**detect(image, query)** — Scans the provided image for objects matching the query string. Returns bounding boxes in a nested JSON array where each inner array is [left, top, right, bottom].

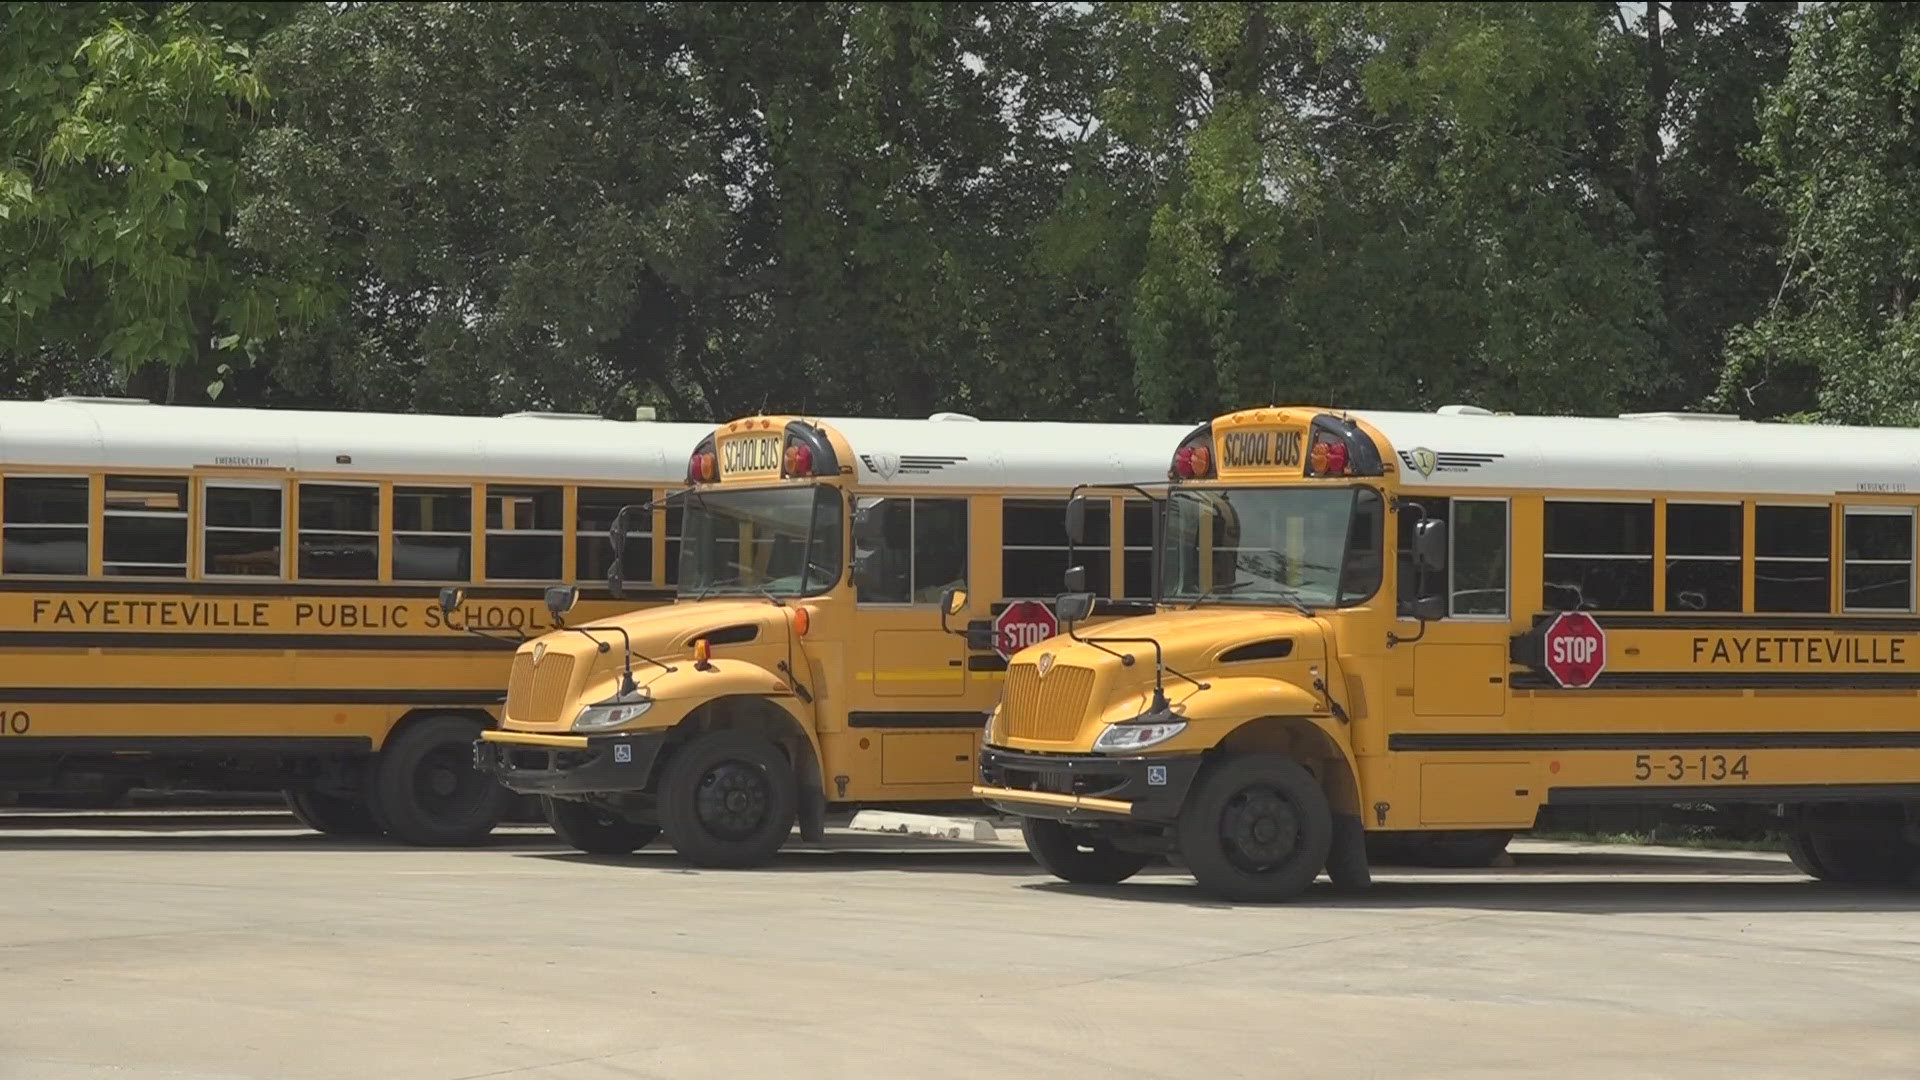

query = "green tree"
[[0, 2, 306, 401], [1719, 2, 1920, 424]]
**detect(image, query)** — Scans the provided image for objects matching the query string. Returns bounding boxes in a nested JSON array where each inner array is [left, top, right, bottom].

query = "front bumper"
[[475, 728, 667, 796], [974, 744, 1203, 823]]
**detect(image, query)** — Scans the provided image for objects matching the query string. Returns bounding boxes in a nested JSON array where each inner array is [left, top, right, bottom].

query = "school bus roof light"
[[1170, 423, 1215, 480], [783, 442, 813, 477], [1309, 437, 1349, 477], [687, 436, 718, 484]]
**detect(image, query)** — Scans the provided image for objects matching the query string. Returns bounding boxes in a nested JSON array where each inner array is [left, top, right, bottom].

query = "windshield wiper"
[[1188, 579, 1315, 616]]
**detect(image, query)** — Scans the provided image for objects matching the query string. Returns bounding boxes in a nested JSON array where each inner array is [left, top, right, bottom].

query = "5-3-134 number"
[[1634, 753, 1749, 782]]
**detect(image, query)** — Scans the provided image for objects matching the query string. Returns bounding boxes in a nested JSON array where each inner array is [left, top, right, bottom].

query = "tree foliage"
[[0, 2, 1911, 428]]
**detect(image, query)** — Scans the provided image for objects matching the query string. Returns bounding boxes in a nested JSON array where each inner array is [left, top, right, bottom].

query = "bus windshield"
[[1162, 486, 1382, 608], [677, 485, 843, 599]]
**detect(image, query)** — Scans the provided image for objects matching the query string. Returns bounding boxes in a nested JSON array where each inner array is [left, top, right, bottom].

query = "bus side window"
[[298, 483, 379, 580], [578, 488, 651, 584], [204, 483, 284, 578], [1449, 499, 1509, 617], [104, 475, 189, 578], [2, 475, 90, 576], [1339, 488, 1384, 604], [485, 485, 562, 580], [393, 486, 472, 581], [1003, 498, 1109, 599], [853, 497, 967, 605]]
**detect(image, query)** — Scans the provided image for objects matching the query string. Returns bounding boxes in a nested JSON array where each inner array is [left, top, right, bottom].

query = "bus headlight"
[[1092, 720, 1186, 753], [573, 696, 653, 732]]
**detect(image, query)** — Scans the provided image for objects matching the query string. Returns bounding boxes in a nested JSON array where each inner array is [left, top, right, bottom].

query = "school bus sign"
[[1543, 611, 1607, 688]]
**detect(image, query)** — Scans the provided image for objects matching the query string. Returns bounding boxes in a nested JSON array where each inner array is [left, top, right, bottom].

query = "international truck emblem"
[[530, 641, 548, 667], [1035, 652, 1055, 678], [1409, 447, 1437, 477]]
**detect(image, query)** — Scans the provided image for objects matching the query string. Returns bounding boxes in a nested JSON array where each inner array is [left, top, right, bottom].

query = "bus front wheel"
[[544, 796, 660, 855], [1807, 819, 1919, 885], [369, 715, 512, 847], [284, 788, 380, 838], [1021, 818, 1153, 885], [658, 730, 797, 868], [1176, 753, 1332, 902]]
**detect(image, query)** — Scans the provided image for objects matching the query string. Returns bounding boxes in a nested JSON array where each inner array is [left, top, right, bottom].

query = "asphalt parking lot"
[[4, 811, 1919, 1080]]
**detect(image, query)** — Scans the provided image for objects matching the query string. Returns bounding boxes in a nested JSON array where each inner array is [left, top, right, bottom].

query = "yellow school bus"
[[0, 396, 708, 843], [474, 414, 1188, 865], [976, 405, 1920, 899]]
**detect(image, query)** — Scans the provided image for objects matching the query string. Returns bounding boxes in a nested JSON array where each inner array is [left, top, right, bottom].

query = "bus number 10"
[[0, 710, 29, 735]]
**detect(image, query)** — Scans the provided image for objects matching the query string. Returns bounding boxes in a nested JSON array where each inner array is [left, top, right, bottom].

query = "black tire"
[[544, 796, 660, 855], [284, 788, 381, 838], [658, 730, 797, 868], [1809, 821, 1919, 885], [1021, 818, 1153, 885], [1176, 754, 1332, 902], [368, 715, 512, 847], [1784, 831, 1833, 881]]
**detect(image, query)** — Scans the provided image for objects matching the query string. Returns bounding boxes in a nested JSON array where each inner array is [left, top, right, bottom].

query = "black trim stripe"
[[2, 687, 504, 706], [0, 579, 673, 601], [0, 736, 372, 754], [1390, 731, 1920, 752], [1511, 672, 1920, 691], [847, 711, 987, 729], [1549, 784, 1920, 805], [967, 654, 1009, 672], [0, 631, 515, 652], [1566, 613, 1920, 632]]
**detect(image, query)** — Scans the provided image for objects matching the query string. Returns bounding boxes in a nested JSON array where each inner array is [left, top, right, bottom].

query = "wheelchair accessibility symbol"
[[1146, 765, 1167, 787], [614, 744, 633, 764]]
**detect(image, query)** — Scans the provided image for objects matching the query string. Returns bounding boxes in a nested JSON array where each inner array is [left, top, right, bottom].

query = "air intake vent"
[[1219, 638, 1294, 663], [696, 624, 759, 646]]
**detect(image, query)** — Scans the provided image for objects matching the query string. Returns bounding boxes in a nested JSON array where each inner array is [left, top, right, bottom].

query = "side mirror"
[[1062, 565, 1088, 593], [938, 586, 969, 634], [608, 507, 629, 556], [1063, 496, 1089, 546], [1413, 594, 1445, 622], [1054, 591, 1096, 624], [544, 585, 579, 625], [1414, 517, 1447, 573], [438, 586, 465, 616], [852, 503, 884, 545]]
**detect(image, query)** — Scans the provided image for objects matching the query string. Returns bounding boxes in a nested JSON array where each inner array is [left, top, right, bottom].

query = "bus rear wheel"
[[1021, 818, 1153, 885], [1808, 819, 1919, 885], [284, 788, 380, 838], [369, 715, 512, 847], [544, 796, 660, 855], [1176, 754, 1331, 902], [658, 730, 796, 869]]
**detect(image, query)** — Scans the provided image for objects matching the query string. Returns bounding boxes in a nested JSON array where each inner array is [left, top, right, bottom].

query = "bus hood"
[[1047, 607, 1328, 673], [501, 599, 793, 731]]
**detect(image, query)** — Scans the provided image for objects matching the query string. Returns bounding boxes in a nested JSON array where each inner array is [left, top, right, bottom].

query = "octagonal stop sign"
[[994, 600, 1059, 660], [1542, 611, 1607, 689]]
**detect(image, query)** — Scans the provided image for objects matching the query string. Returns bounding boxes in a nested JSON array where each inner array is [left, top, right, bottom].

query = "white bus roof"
[[802, 416, 1194, 491], [0, 398, 712, 483], [1352, 409, 1920, 496]]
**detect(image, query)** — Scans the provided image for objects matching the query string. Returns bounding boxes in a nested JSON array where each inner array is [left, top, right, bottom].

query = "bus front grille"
[[505, 653, 578, 725], [1003, 663, 1096, 743]]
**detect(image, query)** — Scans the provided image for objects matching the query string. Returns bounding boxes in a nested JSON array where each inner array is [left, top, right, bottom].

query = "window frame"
[[390, 484, 475, 584], [1753, 501, 1834, 614], [1542, 497, 1657, 613], [101, 473, 191, 579], [295, 479, 381, 582], [852, 494, 970, 608], [1, 473, 94, 578], [1001, 496, 1111, 601], [1445, 496, 1509, 620], [1662, 499, 1744, 614], [575, 486, 654, 586], [483, 483, 566, 583], [200, 479, 286, 580], [1842, 504, 1916, 614]]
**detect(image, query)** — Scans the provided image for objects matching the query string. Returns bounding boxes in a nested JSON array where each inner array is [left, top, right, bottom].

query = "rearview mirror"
[[608, 507, 629, 556], [1062, 565, 1088, 593], [438, 587, 465, 616], [1413, 594, 1445, 622], [1054, 591, 1096, 624], [1414, 517, 1447, 573], [1064, 496, 1089, 546], [606, 560, 625, 601], [938, 586, 968, 635], [544, 585, 579, 625]]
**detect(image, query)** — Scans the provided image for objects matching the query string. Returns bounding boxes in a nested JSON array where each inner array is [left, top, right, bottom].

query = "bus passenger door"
[[840, 495, 981, 795], [1389, 497, 1522, 827]]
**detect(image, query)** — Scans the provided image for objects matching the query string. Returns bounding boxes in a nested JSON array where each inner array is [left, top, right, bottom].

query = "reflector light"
[[793, 607, 811, 636]]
